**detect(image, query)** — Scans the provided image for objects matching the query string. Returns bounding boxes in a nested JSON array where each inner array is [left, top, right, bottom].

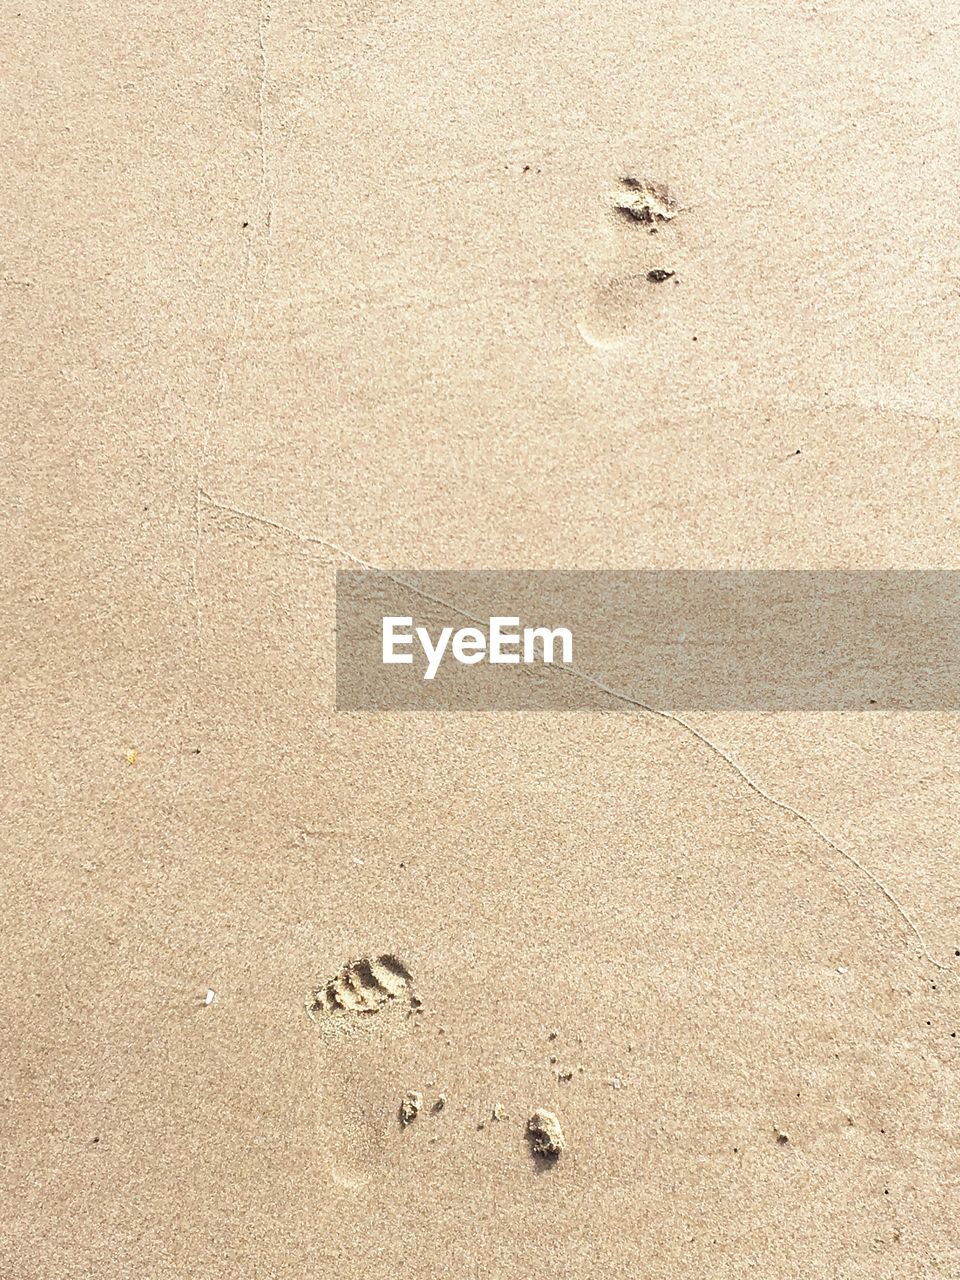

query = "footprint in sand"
[[578, 177, 683, 350], [309, 953, 417, 1017]]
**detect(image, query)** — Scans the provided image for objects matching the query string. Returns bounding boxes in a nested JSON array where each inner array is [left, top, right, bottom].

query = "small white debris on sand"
[[491, 1103, 505, 1122], [400, 1091, 423, 1126], [204, 989, 216, 1006], [609, 1076, 623, 1090], [527, 1108, 565, 1159]]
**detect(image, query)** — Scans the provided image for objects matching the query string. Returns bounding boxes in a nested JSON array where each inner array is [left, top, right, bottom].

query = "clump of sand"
[[526, 1109, 565, 1159], [399, 1091, 423, 1126]]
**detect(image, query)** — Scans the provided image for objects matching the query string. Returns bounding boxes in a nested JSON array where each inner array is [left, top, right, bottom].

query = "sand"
[[2, 1, 959, 1276]]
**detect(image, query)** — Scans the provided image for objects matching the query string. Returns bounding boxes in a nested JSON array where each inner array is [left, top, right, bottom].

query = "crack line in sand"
[[198, 489, 952, 973], [192, 0, 273, 684]]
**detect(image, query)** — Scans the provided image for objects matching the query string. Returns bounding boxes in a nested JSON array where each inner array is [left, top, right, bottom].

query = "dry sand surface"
[[2, 1, 960, 1276]]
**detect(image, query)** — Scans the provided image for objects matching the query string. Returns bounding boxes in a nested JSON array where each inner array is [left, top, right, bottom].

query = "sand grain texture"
[[2, 1, 959, 1277]]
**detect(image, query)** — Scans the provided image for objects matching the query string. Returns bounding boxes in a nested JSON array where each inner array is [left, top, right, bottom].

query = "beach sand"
[[2, 1, 959, 1275]]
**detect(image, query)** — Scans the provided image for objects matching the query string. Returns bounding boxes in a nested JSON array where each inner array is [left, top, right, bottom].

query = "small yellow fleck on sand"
[[126, 750, 138, 766]]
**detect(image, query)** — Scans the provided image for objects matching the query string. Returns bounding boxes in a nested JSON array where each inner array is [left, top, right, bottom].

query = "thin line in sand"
[[198, 489, 952, 973], [192, 0, 273, 679]]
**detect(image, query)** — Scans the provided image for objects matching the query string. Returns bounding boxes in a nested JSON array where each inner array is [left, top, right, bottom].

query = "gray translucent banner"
[[335, 571, 960, 710]]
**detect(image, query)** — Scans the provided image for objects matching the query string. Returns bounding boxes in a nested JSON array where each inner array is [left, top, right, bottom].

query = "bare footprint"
[[612, 176, 680, 227], [309, 953, 416, 1017], [578, 177, 683, 349]]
